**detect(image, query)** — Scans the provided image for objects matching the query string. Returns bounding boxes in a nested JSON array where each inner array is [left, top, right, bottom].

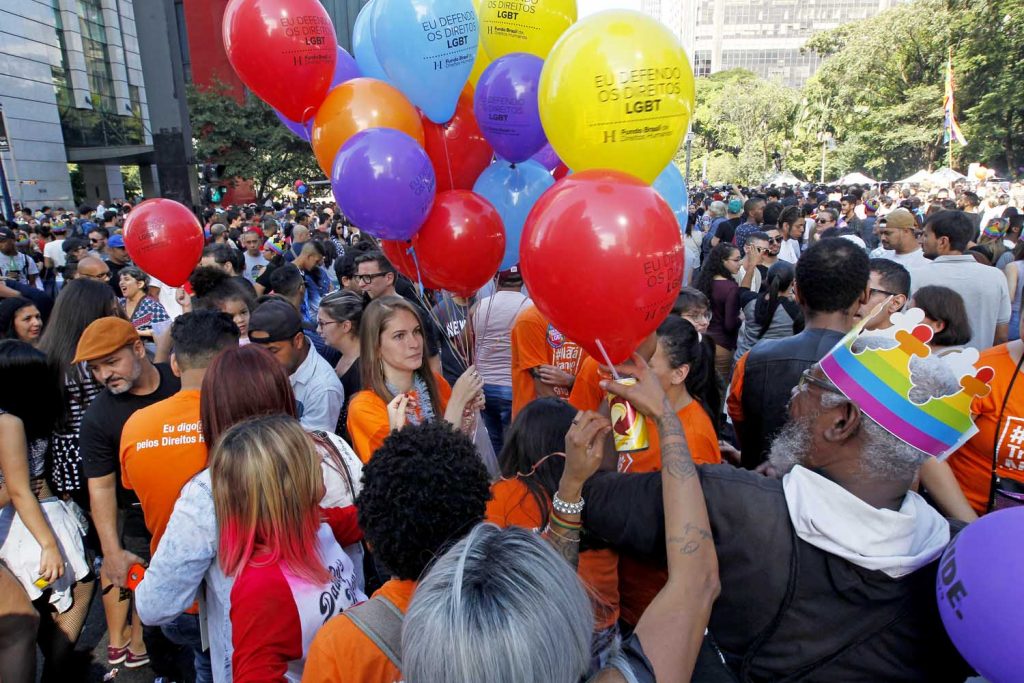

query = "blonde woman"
[[347, 295, 484, 463], [211, 415, 366, 682]]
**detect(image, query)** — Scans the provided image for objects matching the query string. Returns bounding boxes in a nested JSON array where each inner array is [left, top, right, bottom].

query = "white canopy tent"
[[930, 167, 967, 184], [897, 170, 932, 184], [834, 172, 877, 185], [764, 171, 803, 186]]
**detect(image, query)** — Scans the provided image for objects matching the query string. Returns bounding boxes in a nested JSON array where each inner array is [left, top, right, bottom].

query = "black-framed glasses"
[[869, 287, 898, 298], [767, 236, 784, 244], [797, 369, 843, 395], [816, 218, 833, 224], [316, 319, 340, 331], [356, 272, 389, 284]]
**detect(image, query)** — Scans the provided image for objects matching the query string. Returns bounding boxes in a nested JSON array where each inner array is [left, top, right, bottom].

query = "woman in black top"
[[317, 289, 364, 440]]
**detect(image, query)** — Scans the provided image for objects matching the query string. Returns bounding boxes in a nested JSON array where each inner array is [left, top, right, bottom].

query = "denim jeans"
[[481, 384, 513, 455], [161, 612, 213, 683]]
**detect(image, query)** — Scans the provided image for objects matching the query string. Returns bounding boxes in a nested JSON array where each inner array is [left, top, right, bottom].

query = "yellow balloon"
[[468, 38, 491, 88], [479, 0, 576, 60], [538, 10, 694, 184]]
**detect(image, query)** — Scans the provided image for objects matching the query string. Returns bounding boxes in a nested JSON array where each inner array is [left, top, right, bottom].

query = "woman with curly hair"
[[695, 242, 743, 380]]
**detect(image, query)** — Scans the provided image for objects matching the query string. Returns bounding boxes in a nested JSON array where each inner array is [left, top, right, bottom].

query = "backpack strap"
[[344, 596, 404, 670]]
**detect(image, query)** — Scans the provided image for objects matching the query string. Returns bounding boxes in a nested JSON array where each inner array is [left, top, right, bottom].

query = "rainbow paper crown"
[[819, 308, 994, 459]]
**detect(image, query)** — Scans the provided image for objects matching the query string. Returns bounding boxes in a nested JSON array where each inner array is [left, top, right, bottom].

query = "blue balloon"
[[652, 163, 688, 230], [352, 2, 389, 82], [371, 0, 477, 123], [473, 160, 554, 270], [274, 109, 313, 142]]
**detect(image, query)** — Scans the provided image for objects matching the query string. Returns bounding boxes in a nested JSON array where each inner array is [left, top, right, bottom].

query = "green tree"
[[952, 0, 1024, 174], [688, 69, 800, 184], [187, 83, 322, 203], [799, 0, 953, 181]]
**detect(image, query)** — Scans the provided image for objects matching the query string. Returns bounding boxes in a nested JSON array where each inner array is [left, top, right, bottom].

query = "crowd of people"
[[0, 178, 1020, 682]]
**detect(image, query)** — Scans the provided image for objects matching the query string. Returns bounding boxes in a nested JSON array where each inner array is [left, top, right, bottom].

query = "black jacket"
[[582, 465, 973, 682], [737, 328, 845, 469]]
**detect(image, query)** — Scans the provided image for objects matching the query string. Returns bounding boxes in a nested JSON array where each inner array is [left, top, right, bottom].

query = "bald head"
[[76, 256, 111, 283]]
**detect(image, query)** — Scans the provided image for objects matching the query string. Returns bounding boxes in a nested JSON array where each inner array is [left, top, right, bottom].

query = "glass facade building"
[[680, 0, 902, 87], [1, 0, 154, 209]]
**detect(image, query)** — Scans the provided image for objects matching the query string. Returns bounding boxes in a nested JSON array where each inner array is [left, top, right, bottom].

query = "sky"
[[578, 0, 642, 18]]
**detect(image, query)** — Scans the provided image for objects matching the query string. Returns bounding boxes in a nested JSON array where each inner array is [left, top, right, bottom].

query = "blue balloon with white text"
[[473, 160, 554, 270], [371, 0, 478, 123]]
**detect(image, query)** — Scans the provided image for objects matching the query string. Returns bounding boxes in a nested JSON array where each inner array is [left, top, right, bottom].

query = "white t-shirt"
[[875, 248, 932, 270], [43, 240, 66, 268]]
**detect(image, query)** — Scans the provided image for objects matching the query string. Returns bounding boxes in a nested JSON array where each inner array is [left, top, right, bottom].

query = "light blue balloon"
[[352, 2, 389, 82], [473, 160, 555, 270], [371, 0, 477, 123], [653, 163, 689, 231]]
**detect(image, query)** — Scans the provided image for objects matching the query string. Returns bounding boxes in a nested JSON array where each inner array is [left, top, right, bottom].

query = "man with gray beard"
[[580, 360, 973, 682]]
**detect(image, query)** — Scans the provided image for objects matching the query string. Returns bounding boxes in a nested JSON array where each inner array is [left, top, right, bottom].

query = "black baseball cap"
[[248, 299, 303, 343], [0, 227, 14, 241]]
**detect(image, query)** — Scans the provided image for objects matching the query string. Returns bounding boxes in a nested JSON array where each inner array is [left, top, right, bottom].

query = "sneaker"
[[107, 643, 128, 666], [125, 648, 150, 669]]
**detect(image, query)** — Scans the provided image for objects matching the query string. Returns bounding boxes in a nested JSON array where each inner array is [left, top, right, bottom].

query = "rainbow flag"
[[943, 55, 968, 146]]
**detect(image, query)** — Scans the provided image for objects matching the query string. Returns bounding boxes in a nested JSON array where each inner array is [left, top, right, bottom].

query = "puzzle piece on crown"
[[895, 325, 933, 359], [961, 366, 995, 400]]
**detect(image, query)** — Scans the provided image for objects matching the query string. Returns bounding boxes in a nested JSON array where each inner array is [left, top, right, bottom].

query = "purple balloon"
[[531, 142, 561, 172], [331, 128, 436, 240], [275, 109, 313, 141], [936, 507, 1024, 682], [331, 45, 361, 88], [473, 53, 546, 163]]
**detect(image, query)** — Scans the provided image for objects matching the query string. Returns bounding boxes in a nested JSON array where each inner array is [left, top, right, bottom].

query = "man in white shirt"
[[873, 208, 931, 269], [911, 210, 1011, 350], [248, 299, 344, 432]]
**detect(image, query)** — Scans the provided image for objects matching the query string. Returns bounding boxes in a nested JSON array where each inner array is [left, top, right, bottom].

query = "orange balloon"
[[310, 77, 425, 175]]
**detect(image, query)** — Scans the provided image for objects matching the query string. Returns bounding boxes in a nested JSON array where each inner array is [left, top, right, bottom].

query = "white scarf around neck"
[[782, 465, 949, 578]]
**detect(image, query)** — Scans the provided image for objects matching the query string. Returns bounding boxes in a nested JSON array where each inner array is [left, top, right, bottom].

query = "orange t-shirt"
[[486, 478, 620, 629], [617, 399, 721, 625], [302, 578, 416, 683], [618, 399, 722, 473], [568, 356, 606, 412], [948, 344, 1024, 515], [346, 375, 452, 463], [120, 390, 207, 556], [510, 305, 586, 417], [726, 350, 748, 426]]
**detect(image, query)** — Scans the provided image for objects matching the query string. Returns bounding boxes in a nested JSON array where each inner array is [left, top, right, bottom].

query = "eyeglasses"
[[767, 236, 784, 244], [869, 287, 898, 298], [89, 238, 102, 243], [683, 310, 713, 323], [753, 246, 768, 254], [356, 272, 389, 284], [82, 271, 111, 281], [797, 369, 843, 395], [316, 319, 339, 330], [816, 218, 834, 224]]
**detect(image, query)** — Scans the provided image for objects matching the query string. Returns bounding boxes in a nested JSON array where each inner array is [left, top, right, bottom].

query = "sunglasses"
[[816, 218, 833, 224], [767, 237, 784, 244]]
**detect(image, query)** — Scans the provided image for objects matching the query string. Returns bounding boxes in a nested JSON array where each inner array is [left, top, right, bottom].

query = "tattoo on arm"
[[668, 523, 714, 555], [658, 400, 697, 482], [543, 525, 581, 570]]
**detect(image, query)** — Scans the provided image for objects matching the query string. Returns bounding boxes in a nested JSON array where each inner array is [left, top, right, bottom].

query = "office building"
[[689, 0, 902, 87], [0, 0, 196, 215], [641, 0, 696, 62]]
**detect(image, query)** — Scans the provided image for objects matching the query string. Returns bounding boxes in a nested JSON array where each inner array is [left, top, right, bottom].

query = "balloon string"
[[595, 339, 621, 380], [441, 129, 456, 189], [497, 452, 565, 482]]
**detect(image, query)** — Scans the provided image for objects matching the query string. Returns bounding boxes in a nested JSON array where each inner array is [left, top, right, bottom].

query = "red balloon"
[[552, 162, 570, 180], [520, 170, 684, 364], [421, 88, 494, 192], [122, 199, 205, 287], [413, 191, 505, 297], [223, 0, 337, 122], [380, 240, 444, 291]]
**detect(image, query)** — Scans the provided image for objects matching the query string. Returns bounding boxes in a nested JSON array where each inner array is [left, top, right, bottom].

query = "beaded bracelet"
[[552, 492, 585, 515]]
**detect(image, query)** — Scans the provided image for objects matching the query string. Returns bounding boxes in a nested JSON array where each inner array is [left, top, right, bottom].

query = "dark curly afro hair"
[[357, 420, 491, 581]]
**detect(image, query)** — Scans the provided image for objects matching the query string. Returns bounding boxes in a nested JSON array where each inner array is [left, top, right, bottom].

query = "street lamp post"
[[817, 131, 833, 184]]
